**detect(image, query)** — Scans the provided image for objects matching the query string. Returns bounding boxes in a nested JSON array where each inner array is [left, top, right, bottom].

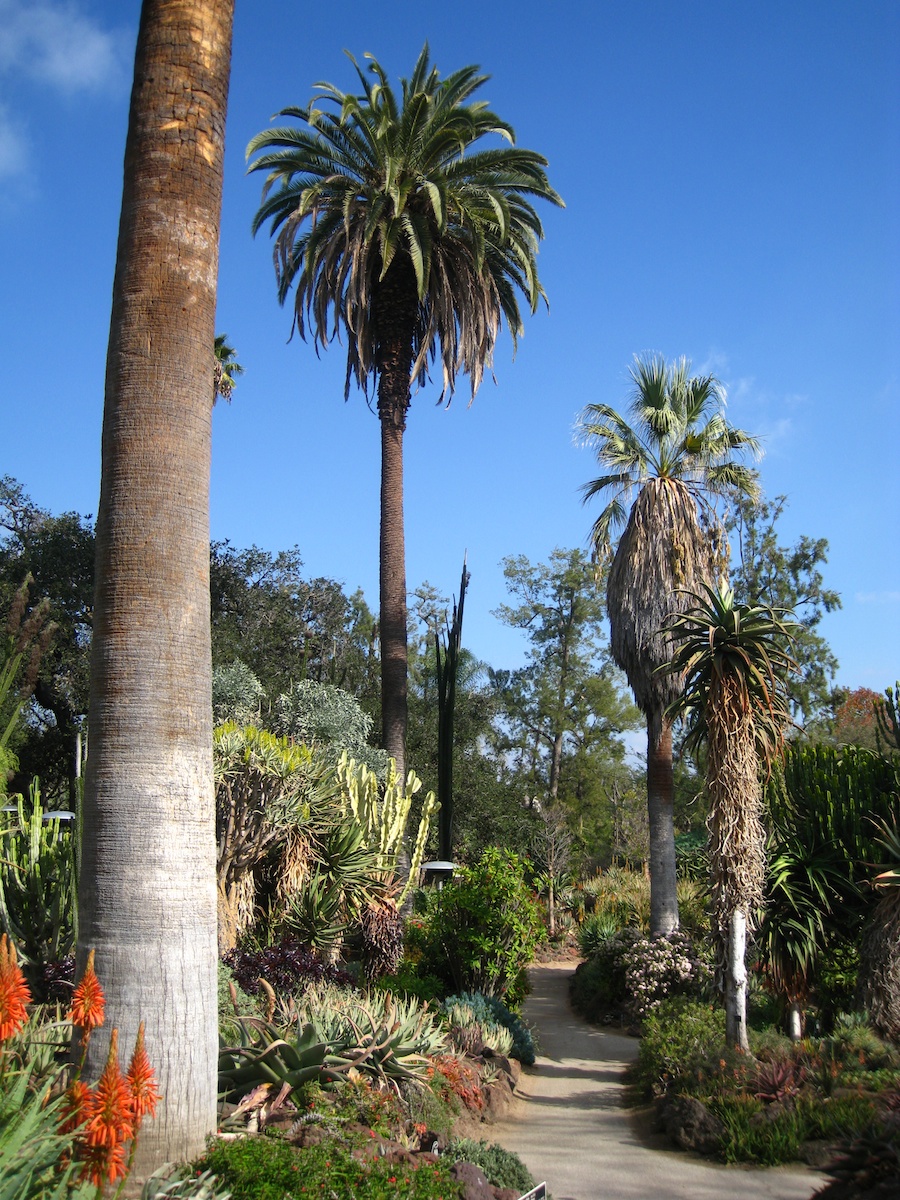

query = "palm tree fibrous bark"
[[79, 0, 234, 1172]]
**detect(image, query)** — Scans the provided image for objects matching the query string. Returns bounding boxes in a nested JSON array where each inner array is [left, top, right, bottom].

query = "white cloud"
[[0, 0, 125, 92], [855, 591, 900, 605]]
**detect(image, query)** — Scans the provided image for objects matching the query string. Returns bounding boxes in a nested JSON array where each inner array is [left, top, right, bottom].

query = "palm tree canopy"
[[662, 581, 798, 761], [246, 44, 563, 402], [579, 354, 761, 554], [214, 333, 244, 404]]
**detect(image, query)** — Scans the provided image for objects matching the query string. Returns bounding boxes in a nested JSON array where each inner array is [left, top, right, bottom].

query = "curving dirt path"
[[490, 962, 826, 1200]]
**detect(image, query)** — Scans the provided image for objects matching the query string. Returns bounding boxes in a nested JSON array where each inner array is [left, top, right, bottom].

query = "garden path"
[[490, 961, 825, 1200]]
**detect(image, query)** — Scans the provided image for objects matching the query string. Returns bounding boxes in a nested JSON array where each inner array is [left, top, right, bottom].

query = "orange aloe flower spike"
[[85, 1029, 133, 1152], [58, 1078, 94, 1138], [0, 933, 31, 1042], [69, 949, 105, 1030], [126, 1021, 159, 1124]]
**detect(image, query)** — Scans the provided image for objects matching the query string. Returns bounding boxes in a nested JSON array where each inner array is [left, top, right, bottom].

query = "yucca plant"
[[664, 582, 797, 1050]]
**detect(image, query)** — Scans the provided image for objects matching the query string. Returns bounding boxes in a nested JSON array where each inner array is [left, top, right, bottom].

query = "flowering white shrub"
[[621, 932, 711, 1020]]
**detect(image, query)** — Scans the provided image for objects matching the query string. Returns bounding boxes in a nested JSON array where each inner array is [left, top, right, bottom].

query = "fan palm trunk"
[[647, 714, 679, 935], [77, 0, 233, 1172]]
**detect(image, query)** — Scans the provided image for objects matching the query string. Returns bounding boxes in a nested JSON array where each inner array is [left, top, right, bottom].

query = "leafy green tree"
[[665, 583, 796, 1050], [210, 541, 378, 707], [0, 479, 94, 801], [273, 679, 389, 776], [493, 549, 639, 812], [727, 492, 840, 726], [246, 46, 563, 782], [580, 354, 760, 936]]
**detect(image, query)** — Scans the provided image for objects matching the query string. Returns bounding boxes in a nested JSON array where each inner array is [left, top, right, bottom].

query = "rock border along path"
[[490, 962, 825, 1200]]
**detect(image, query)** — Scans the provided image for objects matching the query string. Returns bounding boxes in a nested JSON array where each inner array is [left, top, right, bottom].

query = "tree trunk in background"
[[78, 0, 233, 1174], [647, 712, 679, 936]]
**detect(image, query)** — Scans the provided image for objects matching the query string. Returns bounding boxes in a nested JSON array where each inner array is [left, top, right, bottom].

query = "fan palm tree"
[[664, 583, 796, 1050], [214, 333, 244, 403], [78, 0, 234, 1171], [579, 354, 760, 935], [246, 46, 562, 780]]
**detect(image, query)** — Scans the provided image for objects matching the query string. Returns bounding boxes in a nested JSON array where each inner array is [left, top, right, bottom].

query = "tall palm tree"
[[214, 333, 244, 404], [579, 354, 760, 936], [246, 47, 562, 781], [664, 583, 796, 1050], [78, 0, 233, 1172]]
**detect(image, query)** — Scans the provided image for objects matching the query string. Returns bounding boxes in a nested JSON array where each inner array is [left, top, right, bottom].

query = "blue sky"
[[2, 0, 898, 695]]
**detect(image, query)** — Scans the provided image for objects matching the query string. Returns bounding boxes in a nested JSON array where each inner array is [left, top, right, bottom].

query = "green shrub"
[[195, 1133, 464, 1200], [579, 868, 649, 931], [570, 928, 641, 1023], [446, 1138, 534, 1192], [374, 958, 445, 1005], [408, 848, 543, 1003], [633, 997, 726, 1098]]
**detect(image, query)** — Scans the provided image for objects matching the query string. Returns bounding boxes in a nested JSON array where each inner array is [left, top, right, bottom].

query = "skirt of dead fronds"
[[856, 888, 900, 1043], [706, 700, 766, 968], [360, 897, 404, 982]]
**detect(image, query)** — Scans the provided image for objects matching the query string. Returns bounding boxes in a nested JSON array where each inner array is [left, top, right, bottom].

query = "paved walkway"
[[490, 962, 825, 1200]]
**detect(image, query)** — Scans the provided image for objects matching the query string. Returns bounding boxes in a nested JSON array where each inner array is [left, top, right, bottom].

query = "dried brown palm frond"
[[608, 477, 718, 728], [360, 894, 404, 982], [857, 889, 900, 1042], [707, 674, 767, 943], [275, 828, 316, 905]]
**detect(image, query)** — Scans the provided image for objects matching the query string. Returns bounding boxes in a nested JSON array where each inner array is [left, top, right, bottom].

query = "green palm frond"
[[214, 333, 244, 404], [247, 45, 563, 403], [579, 354, 761, 557]]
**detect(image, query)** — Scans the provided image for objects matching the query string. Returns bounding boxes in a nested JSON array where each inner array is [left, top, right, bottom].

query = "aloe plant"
[[0, 1067, 93, 1200], [223, 983, 449, 1100], [218, 1017, 328, 1100]]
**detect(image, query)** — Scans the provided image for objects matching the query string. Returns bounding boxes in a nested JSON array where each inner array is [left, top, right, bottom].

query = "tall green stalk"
[[435, 558, 469, 862]]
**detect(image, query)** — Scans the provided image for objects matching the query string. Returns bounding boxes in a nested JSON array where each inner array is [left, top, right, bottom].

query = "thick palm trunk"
[[375, 263, 417, 785], [78, 0, 233, 1174], [379, 412, 408, 782], [647, 712, 679, 936]]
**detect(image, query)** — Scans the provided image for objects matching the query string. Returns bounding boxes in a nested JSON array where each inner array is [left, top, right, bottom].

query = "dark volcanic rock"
[[655, 1094, 725, 1155]]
